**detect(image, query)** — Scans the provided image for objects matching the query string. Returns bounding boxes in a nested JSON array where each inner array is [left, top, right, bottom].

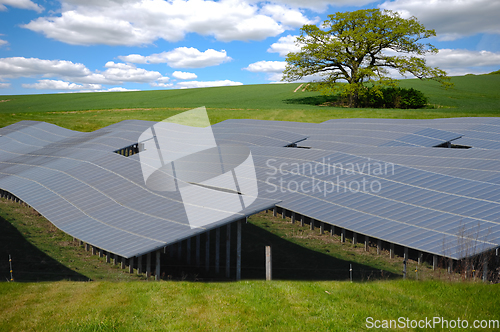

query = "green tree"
[[282, 9, 452, 108]]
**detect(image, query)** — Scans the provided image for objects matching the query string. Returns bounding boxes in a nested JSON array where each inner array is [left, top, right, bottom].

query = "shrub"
[[358, 87, 428, 109]]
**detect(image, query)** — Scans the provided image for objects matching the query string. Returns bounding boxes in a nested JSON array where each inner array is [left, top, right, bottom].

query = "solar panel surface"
[[1, 117, 499, 260]]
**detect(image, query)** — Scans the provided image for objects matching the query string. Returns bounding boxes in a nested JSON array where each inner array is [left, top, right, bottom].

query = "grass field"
[[1, 280, 499, 331], [1, 74, 499, 132], [1, 74, 500, 331]]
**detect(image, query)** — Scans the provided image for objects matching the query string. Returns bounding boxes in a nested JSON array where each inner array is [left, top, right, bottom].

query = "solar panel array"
[[1, 117, 499, 260], [214, 117, 500, 259], [0, 121, 281, 258]]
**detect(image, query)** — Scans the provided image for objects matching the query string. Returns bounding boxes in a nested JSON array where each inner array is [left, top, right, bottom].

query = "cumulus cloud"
[[380, 0, 500, 41], [0, 38, 7, 47], [426, 49, 500, 68], [163, 48, 231, 68], [0, 82, 10, 88], [370, 48, 500, 77], [21, 0, 317, 45], [243, 59, 331, 82], [243, 60, 287, 73], [151, 82, 173, 88], [102, 61, 165, 83], [176, 80, 243, 89], [249, 0, 374, 12], [424, 49, 500, 75], [172, 71, 197, 80], [260, 4, 316, 28], [119, 48, 231, 68], [67, 86, 141, 93], [0, 56, 171, 91], [243, 60, 288, 81], [0, 57, 92, 79], [267, 35, 301, 57], [22, 79, 102, 90], [101, 87, 139, 92], [0, 0, 44, 12]]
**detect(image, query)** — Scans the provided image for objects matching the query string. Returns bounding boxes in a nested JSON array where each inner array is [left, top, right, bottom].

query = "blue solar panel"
[[1, 117, 500, 260]]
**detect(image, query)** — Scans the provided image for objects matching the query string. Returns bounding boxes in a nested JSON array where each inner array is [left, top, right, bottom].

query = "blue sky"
[[1, 0, 499, 95]]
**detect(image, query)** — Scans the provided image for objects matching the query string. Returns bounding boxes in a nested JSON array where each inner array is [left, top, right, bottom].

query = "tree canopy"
[[282, 9, 451, 108]]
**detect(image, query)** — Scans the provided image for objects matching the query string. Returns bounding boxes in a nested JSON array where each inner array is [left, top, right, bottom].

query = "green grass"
[[1, 74, 499, 131], [1, 280, 499, 331]]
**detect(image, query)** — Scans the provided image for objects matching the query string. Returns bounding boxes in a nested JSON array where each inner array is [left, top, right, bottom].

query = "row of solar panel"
[[1, 117, 499, 260]]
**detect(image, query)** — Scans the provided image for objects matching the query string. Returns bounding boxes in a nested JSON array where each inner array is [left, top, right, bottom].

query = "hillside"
[[1, 74, 499, 132]]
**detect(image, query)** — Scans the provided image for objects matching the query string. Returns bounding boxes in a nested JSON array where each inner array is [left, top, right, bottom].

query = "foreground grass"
[[1, 280, 499, 331]]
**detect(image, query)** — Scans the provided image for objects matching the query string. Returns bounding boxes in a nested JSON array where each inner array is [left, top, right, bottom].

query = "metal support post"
[[155, 250, 160, 281], [215, 227, 220, 274], [236, 219, 242, 281], [226, 223, 231, 278], [266, 246, 272, 281], [205, 231, 210, 272]]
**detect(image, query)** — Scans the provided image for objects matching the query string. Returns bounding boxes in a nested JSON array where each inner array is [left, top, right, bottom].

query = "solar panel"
[[1, 117, 500, 260]]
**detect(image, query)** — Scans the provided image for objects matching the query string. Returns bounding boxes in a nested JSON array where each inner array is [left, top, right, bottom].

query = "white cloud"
[[423, 49, 500, 76], [260, 4, 315, 28], [156, 76, 170, 83], [119, 48, 231, 68], [0, 0, 44, 12], [380, 0, 500, 41], [0, 82, 10, 88], [0, 57, 91, 79], [22, 79, 102, 90], [102, 61, 165, 83], [244, 58, 329, 82], [249, 0, 374, 12], [150, 82, 173, 88], [68, 86, 141, 93], [117, 54, 149, 64], [0, 39, 7, 47], [163, 48, 231, 68], [102, 87, 139, 92], [176, 80, 243, 89], [366, 48, 500, 77], [267, 35, 301, 57], [21, 0, 311, 46], [427, 49, 500, 68], [172, 71, 197, 80], [0, 57, 171, 88], [243, 60, 287, 73], [243, 60, 288, 81]]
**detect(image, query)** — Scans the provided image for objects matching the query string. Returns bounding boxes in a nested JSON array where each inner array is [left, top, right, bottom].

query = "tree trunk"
[[349, 91, 359, 108]]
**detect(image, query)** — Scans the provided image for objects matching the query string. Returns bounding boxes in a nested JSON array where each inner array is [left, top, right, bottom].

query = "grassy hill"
[[1, 74, 500, 331], [1, 74, 499, 132]]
